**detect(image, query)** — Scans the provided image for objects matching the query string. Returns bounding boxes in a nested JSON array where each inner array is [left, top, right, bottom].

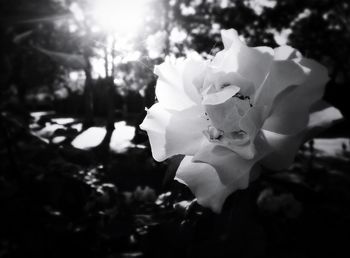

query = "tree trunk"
[[106, 76, 115, 132], [83, 57, 94, 129]]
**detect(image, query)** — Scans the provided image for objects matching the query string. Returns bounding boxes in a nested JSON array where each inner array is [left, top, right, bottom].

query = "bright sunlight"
[[91, 0, 150, 35]]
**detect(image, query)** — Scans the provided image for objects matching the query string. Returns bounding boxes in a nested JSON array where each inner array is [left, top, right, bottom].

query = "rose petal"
[[274, 45, 302, 61], [239, 105, 269, 141], [202, 85, 240, 105], [308, 101, 343, 129], [192, 143, 253, 183], [175, 156, 249, 213], [154, 55, 206, 110], [202, 128, 255, 159], [261, 129, 304, 170], [203, 105, 268, 159], [193, 133, 270, 184], [205, 97, 243, 132], [212, 29, 274, 89], [304, 101, 343, 140], [202, 71, 255, 97], [182, 53, 208, 104], [254, 59, 310, 111], [221, 28, 242, 49], [140, 103, 208, 161], [262, 103, 343, 170], [262, 58, 329, 135]]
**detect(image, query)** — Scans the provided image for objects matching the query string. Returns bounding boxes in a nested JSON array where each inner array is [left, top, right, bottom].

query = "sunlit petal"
[[239, 105, 268, 141], [261, 130, 303, 170], [175, 156, 248, 213], [140, 103, 208, 161], [193, 133, 270, 184], [263, 58, 329, 135], [273, 45, 302, 60], [221, 28, 242, 49], [202, 85, 240, 105], [254, 59, 310, 111], [212, 29, 274, 89], [304, 101, 343, 141], [262, 104, 343, 170], [155, 55, 206, 110], [307, 101, 343, 130]]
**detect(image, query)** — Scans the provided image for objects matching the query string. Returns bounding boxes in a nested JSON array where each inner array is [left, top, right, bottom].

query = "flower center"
[[207, 125, 224, 140], [203, 91, 253, 144], [234, 92, 253, 107], [229, 129, 249, 143]]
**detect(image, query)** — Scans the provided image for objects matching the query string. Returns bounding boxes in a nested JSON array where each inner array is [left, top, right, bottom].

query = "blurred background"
[[0, 0, 350, 257]]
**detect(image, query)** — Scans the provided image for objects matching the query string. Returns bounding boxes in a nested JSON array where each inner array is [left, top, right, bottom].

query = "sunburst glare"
[[91, 0, 151, 35]]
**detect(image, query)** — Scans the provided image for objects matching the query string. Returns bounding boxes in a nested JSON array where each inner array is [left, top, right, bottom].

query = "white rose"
[[140, 29, 342, 213]]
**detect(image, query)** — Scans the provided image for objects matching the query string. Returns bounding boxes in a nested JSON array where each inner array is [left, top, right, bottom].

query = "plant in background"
[[140, 28, 342, 213]]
